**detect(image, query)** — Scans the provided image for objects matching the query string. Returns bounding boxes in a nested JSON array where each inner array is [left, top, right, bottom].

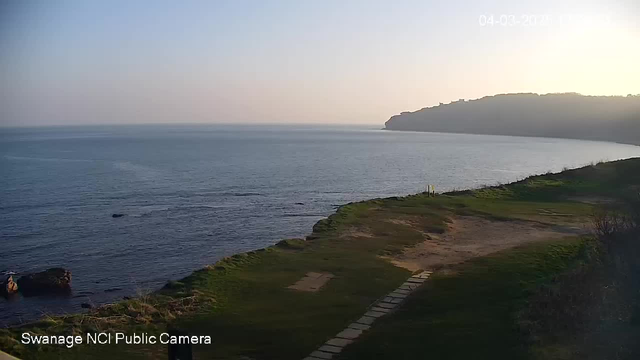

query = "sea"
[[1, 124, 639, 326]]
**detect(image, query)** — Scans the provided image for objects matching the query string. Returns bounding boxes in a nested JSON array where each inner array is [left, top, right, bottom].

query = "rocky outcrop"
[[1, 276, 18, 297], [17, 268, 72, 296]]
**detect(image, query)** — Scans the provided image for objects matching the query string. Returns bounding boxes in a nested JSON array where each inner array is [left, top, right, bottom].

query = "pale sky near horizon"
[[1, 0, 639, 126]]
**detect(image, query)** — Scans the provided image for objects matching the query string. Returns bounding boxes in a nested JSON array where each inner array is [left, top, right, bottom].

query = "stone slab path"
[[289, 272, 335, 292], [303, 270, 432, 360]]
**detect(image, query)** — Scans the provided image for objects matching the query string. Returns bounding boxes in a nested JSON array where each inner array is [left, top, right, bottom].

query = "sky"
[[0, 0, 639, 126]]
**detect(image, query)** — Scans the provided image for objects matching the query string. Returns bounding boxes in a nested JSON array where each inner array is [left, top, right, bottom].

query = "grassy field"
[[340, 237, 594, 360], [2, 158, 639, 359]]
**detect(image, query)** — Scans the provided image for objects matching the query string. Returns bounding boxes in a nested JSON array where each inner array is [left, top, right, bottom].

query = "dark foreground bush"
[[521, 195, 640, 360]]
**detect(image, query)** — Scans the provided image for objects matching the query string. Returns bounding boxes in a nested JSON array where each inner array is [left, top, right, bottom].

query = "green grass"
[[2, 158, 639, 359], [340, 237, 592, 360]]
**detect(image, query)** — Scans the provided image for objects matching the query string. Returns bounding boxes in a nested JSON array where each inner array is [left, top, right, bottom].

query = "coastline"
[[2, 157, 639, 359], [5, 126, 640, 329], [382, 93, 640, 147], [382, 127, 640, 147]]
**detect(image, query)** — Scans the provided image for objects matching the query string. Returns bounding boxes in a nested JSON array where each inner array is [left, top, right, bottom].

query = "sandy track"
[[389, 215, 588, 272]]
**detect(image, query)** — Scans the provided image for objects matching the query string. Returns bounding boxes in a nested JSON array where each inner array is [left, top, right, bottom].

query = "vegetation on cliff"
[[385, 93, 640, 145]]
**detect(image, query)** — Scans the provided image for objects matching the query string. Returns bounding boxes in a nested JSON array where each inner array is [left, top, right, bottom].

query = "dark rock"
[[112, 213, 125, 218], [81, 303, 93, 309], [1, 275, 19, 297], [295, 202, 304, 205], [18, 268, 71, 296], [233, 192, 260, 197]]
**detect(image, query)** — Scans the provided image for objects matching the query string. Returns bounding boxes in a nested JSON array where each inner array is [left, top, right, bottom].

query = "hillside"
[[384, 93, 640, 145]]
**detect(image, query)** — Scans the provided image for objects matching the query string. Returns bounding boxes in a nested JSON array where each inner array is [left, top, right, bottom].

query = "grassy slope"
[[340, 237, 593, 360], [2, 158, 639, 359], [342, 159, 640, 360]]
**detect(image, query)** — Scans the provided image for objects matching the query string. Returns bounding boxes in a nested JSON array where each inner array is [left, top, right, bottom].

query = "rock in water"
[[1, 275, 18, 297], [18, 268, 72, 296], [112, 213, 125, 218]]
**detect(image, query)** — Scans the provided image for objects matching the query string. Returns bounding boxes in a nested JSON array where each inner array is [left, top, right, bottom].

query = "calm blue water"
[[1, 124, 639, 326]]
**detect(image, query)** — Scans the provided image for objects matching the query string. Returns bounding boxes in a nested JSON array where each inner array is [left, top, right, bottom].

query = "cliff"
[[384, 93, 640, 145]]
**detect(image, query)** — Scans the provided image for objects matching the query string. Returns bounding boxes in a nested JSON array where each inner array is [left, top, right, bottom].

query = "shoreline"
[[382, 127, 640, 147], [0, 158, 630, 326], [2, 157, 639, 359]]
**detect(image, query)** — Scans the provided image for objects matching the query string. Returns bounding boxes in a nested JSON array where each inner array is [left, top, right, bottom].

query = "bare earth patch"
[[389, 216, 587, 272], [287, 272, 335, 292]]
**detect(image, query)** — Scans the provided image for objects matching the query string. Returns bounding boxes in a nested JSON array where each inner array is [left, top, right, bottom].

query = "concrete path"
[[289, 272, 335, 292], [303, 270, 432, 360]]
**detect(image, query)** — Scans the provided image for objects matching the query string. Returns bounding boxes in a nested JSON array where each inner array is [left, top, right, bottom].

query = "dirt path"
[[389, 215, 588, 272]]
